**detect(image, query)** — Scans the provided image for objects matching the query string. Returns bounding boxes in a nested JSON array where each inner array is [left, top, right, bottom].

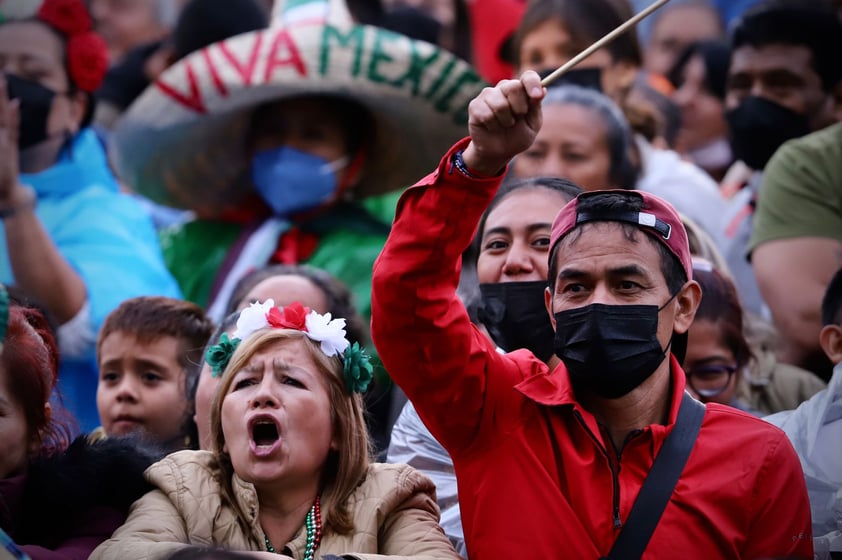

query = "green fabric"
[[750, 122, 842, 254], [160, 220, 242, 307], [158, 190, 402, 315]]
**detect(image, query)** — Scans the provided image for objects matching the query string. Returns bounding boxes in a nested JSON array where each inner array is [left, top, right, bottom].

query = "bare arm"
[[0, 76, 86, 324], [752, 237, 842, 369]]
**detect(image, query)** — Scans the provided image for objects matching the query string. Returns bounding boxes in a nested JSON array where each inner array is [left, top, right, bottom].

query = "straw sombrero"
[[110, 0, 486, 216]]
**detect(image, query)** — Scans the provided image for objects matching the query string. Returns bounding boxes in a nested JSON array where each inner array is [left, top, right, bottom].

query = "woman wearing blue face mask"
[[0, 0, 181, 432], [114, 0, 485, 327], [247, 96, 368, 220], [159, 91, 397, 326]]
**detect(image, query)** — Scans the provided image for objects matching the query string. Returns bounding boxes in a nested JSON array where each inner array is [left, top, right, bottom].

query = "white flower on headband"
[[234, 299, 276, 340], [305, 311, 349, 357], [230, 300, 349, 358], [206, 300, 374, 393]]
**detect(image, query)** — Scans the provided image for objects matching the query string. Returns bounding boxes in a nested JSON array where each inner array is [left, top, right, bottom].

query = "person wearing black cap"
[[371, 70, 813, 559]]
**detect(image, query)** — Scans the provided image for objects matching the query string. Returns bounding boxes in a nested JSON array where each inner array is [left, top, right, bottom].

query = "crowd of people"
[[0, 0, 840, 558]]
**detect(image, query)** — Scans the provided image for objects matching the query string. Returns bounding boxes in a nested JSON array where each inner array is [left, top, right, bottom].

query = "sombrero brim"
[[111, 20, 486, 214]]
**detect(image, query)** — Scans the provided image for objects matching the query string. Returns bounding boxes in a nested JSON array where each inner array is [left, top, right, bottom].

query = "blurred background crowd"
[[0, 0, 841, 557]]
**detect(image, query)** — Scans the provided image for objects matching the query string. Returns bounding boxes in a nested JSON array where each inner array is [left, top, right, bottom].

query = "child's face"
[[96, 332, 188, 444]]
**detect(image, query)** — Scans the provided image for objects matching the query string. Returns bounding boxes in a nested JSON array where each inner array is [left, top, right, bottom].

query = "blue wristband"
[[450, 150, 478, 179]]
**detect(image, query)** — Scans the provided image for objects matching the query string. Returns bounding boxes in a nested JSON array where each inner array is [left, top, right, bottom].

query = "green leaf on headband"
[[343, 342, 373, 394], [205, 333, 240, 378]]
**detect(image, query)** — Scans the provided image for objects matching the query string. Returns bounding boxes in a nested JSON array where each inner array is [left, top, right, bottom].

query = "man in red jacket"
[[371, 70, 813, 559]]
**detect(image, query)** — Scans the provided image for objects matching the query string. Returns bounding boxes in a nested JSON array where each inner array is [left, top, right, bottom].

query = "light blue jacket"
[[0, 129, 181, 431]]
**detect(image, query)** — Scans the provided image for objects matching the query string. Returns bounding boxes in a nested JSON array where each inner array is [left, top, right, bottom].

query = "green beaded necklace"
[[264, 496, 322, 560]]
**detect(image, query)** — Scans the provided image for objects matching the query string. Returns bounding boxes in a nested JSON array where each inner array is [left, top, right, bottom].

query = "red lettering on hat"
[[203, 48, 228, 97], [219, 32, 265, 86], [264, 29, 307, 82], [156, 60, 207, 114]]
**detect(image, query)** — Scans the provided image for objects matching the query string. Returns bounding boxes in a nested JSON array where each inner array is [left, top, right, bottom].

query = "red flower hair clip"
[[37, 0, 109, 93], [267, 302, 310, 331]]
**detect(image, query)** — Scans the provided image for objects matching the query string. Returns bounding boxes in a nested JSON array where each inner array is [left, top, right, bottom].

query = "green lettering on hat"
[[367, 28, 400, 85], [366, 28, 443, 95], [423, 57, 456, 102], [435, 69, 483, 122], [391, 39, 441, 96], [320, 25, 365, 78]]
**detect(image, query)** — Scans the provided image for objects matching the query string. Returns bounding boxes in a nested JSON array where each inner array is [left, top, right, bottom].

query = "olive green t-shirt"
[[749, 122, 842, 256]]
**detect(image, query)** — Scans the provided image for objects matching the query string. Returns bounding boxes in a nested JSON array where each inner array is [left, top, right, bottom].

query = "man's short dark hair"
[[547, 192, 687, 294], [821, 266, 842, 326], [730, 0, 842, 91]]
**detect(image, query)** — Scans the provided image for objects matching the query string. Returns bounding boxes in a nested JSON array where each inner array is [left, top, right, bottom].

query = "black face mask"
[[478, 281, 555, 362], [726, 96, 810, 171], [553, 298, 674, 399], [539, 67, 604, 93], [5, 74, 56, 151]]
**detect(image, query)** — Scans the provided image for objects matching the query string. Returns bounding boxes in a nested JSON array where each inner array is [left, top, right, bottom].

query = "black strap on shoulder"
[[604, 392, 706, 560]]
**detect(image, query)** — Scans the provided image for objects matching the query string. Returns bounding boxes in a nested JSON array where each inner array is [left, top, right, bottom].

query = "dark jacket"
[[0, 435, 160, 560]]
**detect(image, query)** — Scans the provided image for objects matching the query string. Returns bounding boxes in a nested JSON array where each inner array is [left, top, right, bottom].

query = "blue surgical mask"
[[251, 146, 347, 216]]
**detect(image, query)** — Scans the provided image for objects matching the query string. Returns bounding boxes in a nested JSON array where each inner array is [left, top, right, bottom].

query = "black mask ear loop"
[[658, 286, 687, 363], [654, 289, 682, 357], [658, 289, 680, 312]]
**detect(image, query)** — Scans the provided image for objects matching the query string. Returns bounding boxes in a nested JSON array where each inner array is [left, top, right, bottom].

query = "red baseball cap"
[[549, 189, 693, 282], [549, 190, 694, 363]]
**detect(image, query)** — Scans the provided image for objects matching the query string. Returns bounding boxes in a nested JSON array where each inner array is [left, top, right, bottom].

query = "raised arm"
[[0, 76, 86, 324], [370, 73, 545, 454]]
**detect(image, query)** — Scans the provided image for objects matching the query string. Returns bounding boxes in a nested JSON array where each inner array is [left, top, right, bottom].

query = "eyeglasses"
[[685, 364, 737, 398]]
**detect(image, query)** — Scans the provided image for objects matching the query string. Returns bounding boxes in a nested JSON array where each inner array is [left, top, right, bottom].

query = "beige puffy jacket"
[[90, 450, 461, 560]]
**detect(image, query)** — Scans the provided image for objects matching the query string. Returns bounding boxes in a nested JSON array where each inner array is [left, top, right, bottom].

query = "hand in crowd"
[[0, 75, 26, 207], [462, 70, 545, 177]]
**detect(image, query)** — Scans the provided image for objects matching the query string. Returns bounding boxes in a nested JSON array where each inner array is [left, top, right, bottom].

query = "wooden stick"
[[541, 0, 671, 87]]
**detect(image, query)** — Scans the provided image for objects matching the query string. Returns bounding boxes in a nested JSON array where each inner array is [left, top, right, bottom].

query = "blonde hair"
[[209, 329, 371, 536]]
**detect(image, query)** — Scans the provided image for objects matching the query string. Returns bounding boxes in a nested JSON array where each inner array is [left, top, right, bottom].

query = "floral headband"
[[37, 0, 109, 93], [205, 300, 373, 394]]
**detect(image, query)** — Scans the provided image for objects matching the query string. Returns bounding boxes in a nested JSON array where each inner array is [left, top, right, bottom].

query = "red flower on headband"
[[267, 302, 310, 331], [67, 33, 109, 92], [37, 0, 108, 93], [37, 0, 92, 36]]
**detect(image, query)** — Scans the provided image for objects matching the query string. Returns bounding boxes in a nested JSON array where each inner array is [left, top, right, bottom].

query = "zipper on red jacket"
[[573, 410, 623, 529]]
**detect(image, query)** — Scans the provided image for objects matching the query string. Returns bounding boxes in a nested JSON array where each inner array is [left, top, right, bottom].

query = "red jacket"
[[371, 139, 814, 559]]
